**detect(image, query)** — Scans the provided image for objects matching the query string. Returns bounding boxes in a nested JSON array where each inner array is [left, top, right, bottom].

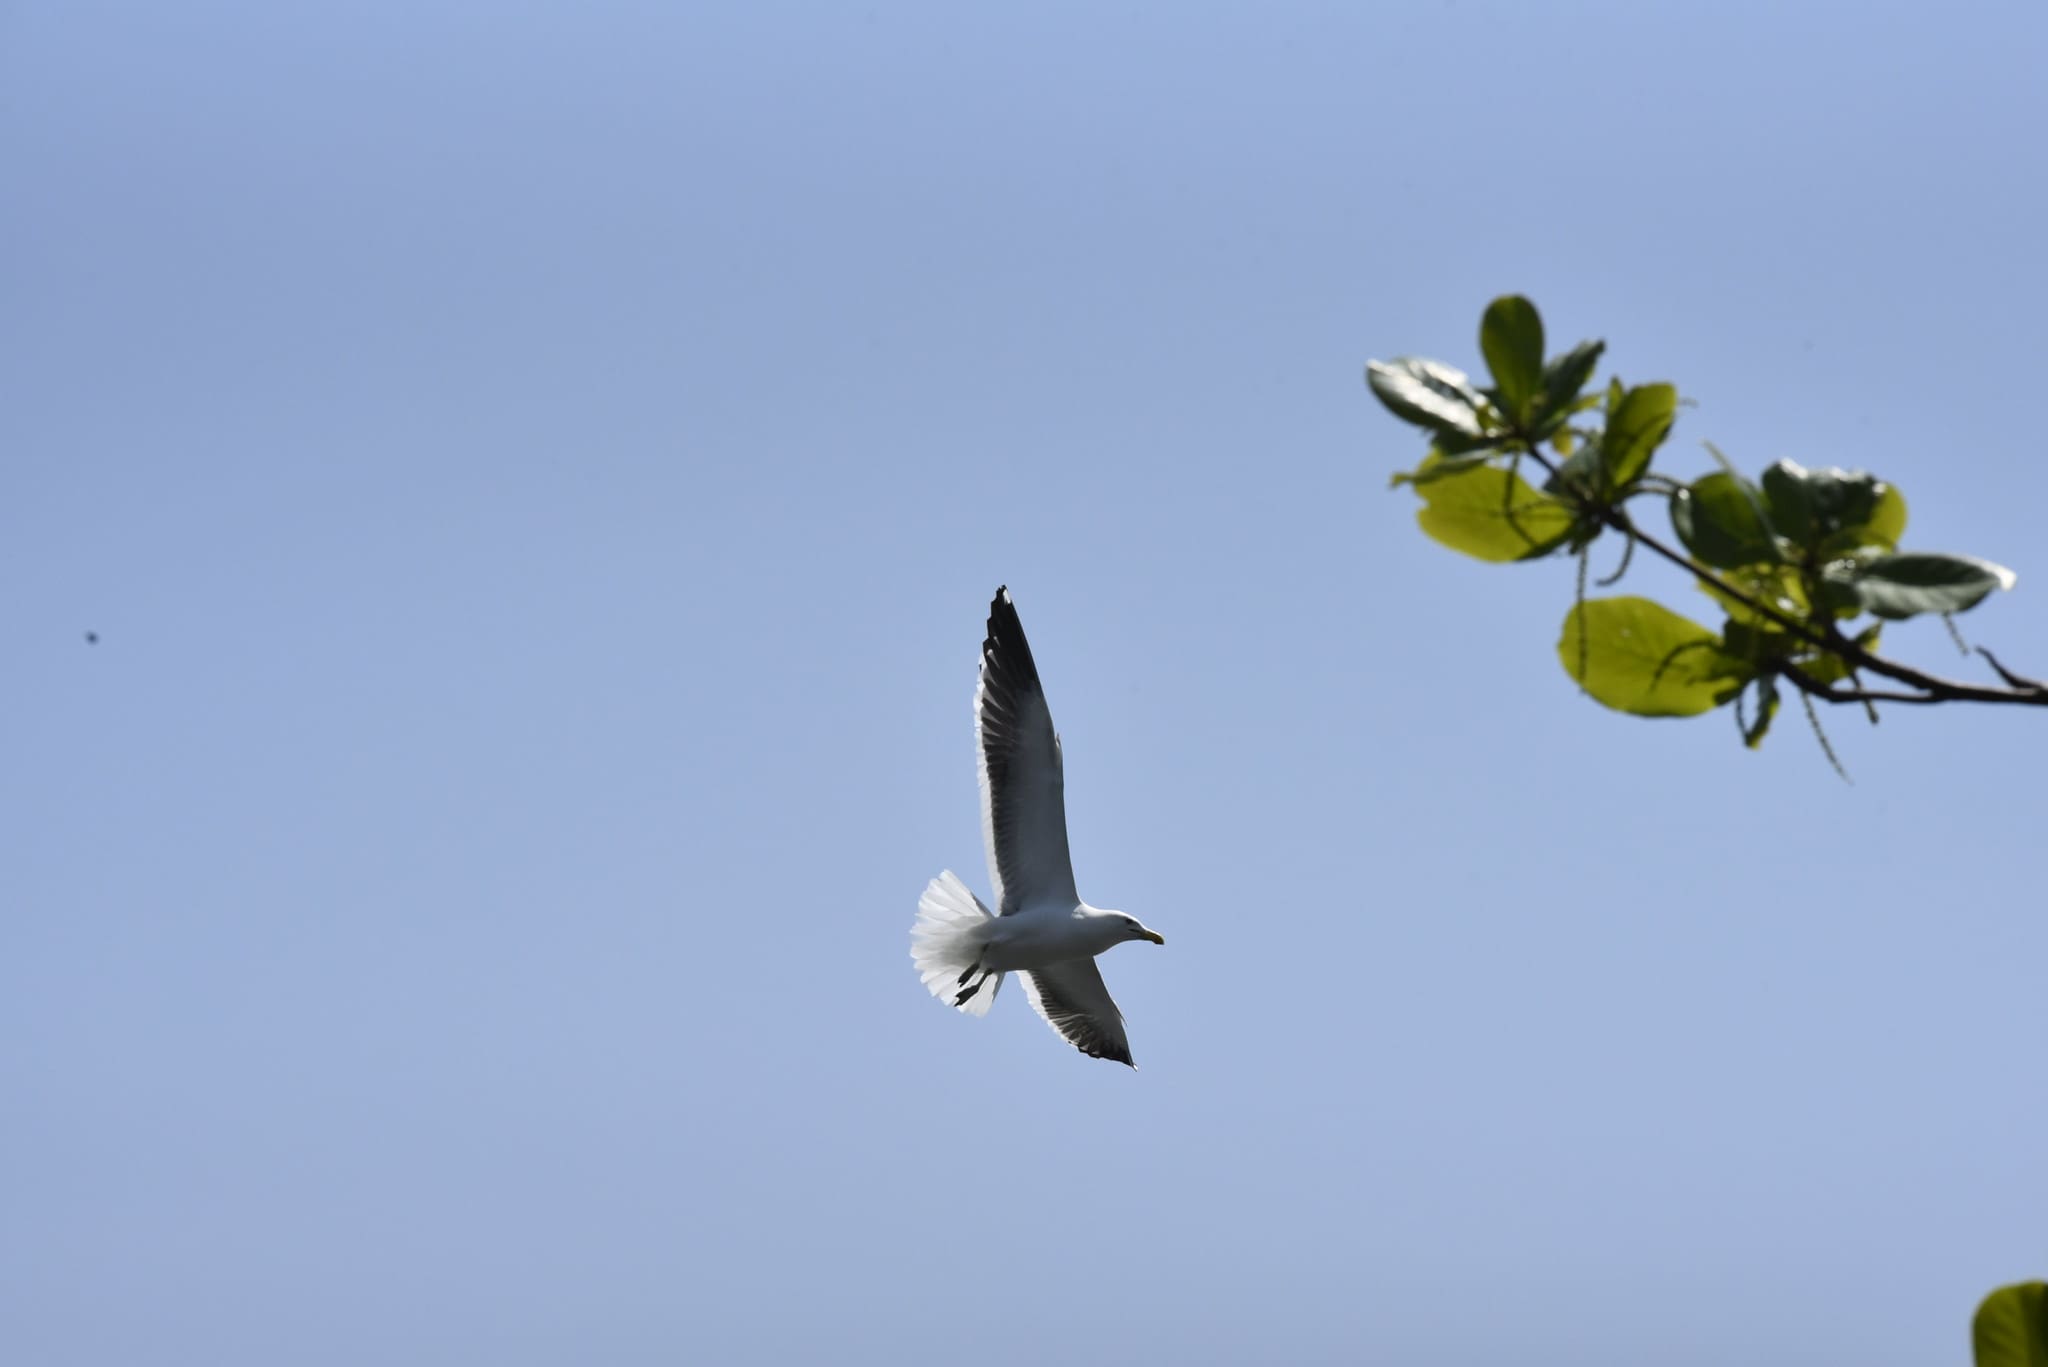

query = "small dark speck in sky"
[[85, 631, 98, 644]]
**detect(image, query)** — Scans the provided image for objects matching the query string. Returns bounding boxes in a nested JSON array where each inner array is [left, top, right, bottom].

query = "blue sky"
[[6, 3, 2046, 1363]]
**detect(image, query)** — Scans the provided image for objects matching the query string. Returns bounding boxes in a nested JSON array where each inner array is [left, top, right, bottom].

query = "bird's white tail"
[[911, 870, 1002, 1016]]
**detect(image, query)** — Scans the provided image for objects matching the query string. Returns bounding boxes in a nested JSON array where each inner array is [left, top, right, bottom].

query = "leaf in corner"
[[1973, 1281, 2048, 1367]]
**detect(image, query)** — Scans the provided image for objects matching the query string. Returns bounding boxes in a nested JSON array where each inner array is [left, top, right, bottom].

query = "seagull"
[[911, 586, 1165, 1067]]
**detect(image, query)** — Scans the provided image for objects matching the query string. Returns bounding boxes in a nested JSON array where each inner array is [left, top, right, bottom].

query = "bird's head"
[[1111, 912, 1166, 947]]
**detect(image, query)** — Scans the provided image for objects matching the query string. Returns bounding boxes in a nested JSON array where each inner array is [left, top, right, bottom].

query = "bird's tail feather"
[[911, 871, 1002, 1016]]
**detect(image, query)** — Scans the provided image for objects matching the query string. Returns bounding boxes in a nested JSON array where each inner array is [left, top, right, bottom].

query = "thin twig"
[[1573, 547, 1590, 688], [1595, 526, 1636, 587], [1798, 687, 1851, 783], [1977, 647, 2047, 693]]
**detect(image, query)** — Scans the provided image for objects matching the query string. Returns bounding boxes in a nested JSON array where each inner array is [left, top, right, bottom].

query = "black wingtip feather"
[[983, 585, 1041, 693]]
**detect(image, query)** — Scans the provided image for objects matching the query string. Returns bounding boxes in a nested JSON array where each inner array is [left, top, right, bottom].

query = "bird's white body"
[[979, 902, 1135, 972], [911, 587, 1165, 1066]]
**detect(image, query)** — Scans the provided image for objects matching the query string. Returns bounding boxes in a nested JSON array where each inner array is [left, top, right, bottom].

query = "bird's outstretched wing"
[[976, 586, 1079, 915], [1018, 960, 1134, 1067]]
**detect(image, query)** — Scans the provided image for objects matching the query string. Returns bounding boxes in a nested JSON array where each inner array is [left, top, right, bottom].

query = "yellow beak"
[[1140, 930, 1166, 945]]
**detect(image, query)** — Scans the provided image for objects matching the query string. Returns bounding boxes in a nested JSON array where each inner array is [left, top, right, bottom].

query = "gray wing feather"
[[976, 587, 1079, 915], [1018, 959, 1135, 1067]]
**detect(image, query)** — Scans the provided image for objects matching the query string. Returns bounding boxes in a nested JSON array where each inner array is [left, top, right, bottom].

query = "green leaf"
[[1816, 564, 1867, 618], [1535, 339, 1605, 435], [1410, 458, 1576, 563], [1761, 460, 1816, 544], [1762, 460, 1895, 550], [1388, 449, 1497, 488], [1545, 380, 1633, 500], [1557, 596, 1754, 716], [1973, 1282, 2048, 1367], [1366, 358, 1489, 440], [1479, 296, 1544, 425], [1671, 471, 1780, 568], [1599, 383, 1678, 492], [1697, 563, 1808, 626], [1546, 443, 1605, 501], [1862, 483, 1907, 550], [1827, 551, 2018, 620], [1810, 469, 1880, 532]]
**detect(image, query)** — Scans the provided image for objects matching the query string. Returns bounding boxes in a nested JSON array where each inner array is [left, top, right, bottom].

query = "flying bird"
[[911, 586, 1165, 1066]]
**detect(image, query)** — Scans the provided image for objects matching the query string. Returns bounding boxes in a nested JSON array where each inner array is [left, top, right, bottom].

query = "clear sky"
[[6, 3, 2045, 1363]]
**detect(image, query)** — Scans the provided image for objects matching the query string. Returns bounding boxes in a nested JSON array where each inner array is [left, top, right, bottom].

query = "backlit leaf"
[[1410, 458, 1575, 563], [1599, 383, 1678, 492], [1557, 596, 1753, 716]]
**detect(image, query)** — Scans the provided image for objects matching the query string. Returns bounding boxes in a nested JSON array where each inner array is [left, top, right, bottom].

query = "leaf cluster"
[[1367, 296, 2031, 756]]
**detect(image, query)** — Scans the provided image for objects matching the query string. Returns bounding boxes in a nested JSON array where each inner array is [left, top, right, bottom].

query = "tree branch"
[[1777, 661, 1948, 706], [1516, 442, 2048, 707]]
